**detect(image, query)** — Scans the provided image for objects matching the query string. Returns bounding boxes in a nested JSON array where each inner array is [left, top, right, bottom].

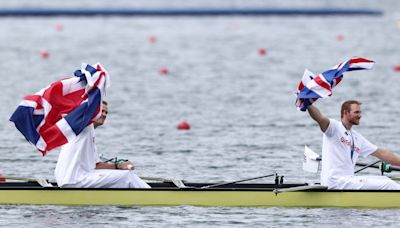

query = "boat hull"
[[1, 182, 400, 208]]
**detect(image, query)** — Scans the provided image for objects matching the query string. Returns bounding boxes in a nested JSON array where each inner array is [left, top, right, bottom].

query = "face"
[[94, 103, 108, 127], [345, 103, 362, 125]]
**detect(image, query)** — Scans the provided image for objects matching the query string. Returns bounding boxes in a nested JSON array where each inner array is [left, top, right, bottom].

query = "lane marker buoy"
[[41, 50, 49, 59], [177, 121, 191, 130]]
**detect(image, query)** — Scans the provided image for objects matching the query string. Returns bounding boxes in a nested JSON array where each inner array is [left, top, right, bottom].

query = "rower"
[[305, 101, 400, 190], [55, 101, 151, 188]]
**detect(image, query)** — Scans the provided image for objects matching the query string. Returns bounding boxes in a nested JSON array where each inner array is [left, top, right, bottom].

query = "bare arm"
[[95, 160, 134, 170], [307, 105, 330, 132], [372, 148, 400, 166]]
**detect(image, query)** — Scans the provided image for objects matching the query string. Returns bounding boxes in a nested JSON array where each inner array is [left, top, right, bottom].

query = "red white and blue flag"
[[9, 63, 110, 155], [295, 57, 374, 111]]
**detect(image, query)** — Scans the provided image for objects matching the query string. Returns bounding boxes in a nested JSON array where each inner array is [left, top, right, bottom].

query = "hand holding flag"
[[295, 57, 374, 111]]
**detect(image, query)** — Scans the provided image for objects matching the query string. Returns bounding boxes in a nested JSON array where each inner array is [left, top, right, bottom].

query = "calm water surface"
[[1, 0, 400, 227]]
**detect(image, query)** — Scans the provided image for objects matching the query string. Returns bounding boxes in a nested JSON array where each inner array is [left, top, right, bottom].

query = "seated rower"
[[307, 100, 400, 190], [55, 101, 150, 188]]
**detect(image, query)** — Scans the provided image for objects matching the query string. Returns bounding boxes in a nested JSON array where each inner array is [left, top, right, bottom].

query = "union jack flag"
[[295, 57, 374, 111], [9, 63, 110, 155]]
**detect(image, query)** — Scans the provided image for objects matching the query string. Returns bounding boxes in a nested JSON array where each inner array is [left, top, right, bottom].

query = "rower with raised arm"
[[307, 100, 400, 190]]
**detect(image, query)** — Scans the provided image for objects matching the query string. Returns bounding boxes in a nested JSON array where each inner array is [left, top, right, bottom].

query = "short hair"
[[102, 100, 108, 105], [341, 100, 362, 118]]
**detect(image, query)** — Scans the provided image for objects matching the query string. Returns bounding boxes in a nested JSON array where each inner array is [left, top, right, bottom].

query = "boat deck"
[[0, 181, 310, 190]]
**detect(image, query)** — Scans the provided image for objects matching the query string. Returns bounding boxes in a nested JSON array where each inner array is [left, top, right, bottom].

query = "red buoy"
[[40, 50, 49, 59], [258, 48, 267, 56], [148, 35, 157, 43], [177, 121, 191, 130], [336, 34, 344, 41], [159, 67, 169, 75], [0, 172, 5, 182], [394, 65, 400, 72], [56, 24, 63, 32]]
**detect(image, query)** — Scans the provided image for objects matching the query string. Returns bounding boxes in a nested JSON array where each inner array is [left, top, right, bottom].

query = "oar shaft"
[[354, 160, 381, 174], [201, 174, 275, 189], [356, 162, 400, 172]]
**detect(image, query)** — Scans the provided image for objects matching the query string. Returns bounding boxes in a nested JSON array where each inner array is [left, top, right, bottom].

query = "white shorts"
[[329, 175, 400, 190], [62, 170, 151, 188]]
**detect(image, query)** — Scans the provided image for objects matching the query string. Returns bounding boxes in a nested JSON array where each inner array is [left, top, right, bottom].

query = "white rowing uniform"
[[321, 119, 400, 190], [55, 124, 150, 188]]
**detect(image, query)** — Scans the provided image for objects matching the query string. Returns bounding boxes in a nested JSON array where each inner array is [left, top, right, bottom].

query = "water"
[[1, 0, 400, 227], [2, 206, 400, 228]]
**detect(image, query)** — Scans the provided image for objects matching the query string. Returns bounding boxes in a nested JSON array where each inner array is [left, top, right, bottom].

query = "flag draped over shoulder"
[[295, 57, 374, 111], [9, 63, 110, 155]]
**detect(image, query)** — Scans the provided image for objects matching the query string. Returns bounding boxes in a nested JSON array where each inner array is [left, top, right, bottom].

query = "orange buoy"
[[258, 48, 267, 56], [148, 35, 157, 43], [40, 50, 49, 59], [177, 121, 191, 130], [159, 67, 169, 75], [336, 34, 344, 41], [393, 64, 400, 72]]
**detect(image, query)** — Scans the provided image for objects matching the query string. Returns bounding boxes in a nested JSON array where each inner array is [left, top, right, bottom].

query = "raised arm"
[[372, 148, 400, 166], [307, 104, 330, 132]]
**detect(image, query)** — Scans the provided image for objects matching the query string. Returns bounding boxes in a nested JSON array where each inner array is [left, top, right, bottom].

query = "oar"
[[200, 174, 275, 189], [0, 175, 53, 187], [354, 160, 381, 174], [356, 162, 400, 172]]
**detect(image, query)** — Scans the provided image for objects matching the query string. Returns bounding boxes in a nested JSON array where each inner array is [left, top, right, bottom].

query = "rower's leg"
[[66, 170, 151, 188], [340, 176, 400, 190]]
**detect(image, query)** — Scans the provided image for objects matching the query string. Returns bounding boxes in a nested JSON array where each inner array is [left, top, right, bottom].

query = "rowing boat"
[[1, 180, 400, 208]]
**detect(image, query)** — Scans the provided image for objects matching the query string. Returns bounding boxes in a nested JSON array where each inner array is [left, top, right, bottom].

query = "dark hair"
[[102, 100, 108, 105], [341, 100, 362, 118]]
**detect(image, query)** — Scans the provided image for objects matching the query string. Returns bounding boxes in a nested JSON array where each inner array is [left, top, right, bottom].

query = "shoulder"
[[326, 118, 340, 129], [351, 126, 366, 138], [324, 118, 340, 135], [73, 124, 95, 141], [352, 129, 367, 141], [83, 124, 95, 134], [329, 118, 339, 125]]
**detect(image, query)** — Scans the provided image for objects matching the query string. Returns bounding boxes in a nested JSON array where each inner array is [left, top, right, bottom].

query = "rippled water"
[[1, 205, 400, 228], [1, 0, 400, 227]]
